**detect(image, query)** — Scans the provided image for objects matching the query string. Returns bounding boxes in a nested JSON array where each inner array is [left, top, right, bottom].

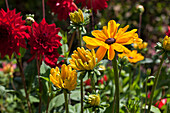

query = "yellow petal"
[[83, 36, 109, 49], [96, 46, 107, 62], [108, 20, 117, 38], [86, 44, 98, 49], [108, 46, 115, 60], [92, 30, 108, 41]]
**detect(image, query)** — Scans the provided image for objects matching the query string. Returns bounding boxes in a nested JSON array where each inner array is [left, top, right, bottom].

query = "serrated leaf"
[[143, 105, 161, 113]]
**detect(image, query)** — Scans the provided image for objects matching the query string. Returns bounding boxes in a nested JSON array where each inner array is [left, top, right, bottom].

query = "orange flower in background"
[[118, 50, 144, 63], [134, 42, 148, 49], [83, 20, 139, 61]]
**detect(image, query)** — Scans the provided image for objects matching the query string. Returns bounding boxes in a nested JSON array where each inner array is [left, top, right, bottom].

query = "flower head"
[[28, 18, 62, 67], [118, 50, 144, 63], [88, 94, 100, 106], [76, 0, 108, 13], [163, 35, 170, 51], [166, 26, 170, 37], [0, 9, 29, 58], [69, 9, 84, 24], [134, 42, 148, 49], [50, 64, 77, 91], [69, 47, 97, 70], [154, 98, 167, 109], [83, 20, 139, 61], [47, 0, 77, 20]]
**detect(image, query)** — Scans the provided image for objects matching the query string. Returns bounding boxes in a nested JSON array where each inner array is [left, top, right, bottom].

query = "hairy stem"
[[14, 53, 32, 113], [81, 78, 84, 113], [112, 54, 119, 113], [147, 53, 165, 113], [5, 0, 9, 9], [42, 0, 45, 18], [64, 90, 69, 113]]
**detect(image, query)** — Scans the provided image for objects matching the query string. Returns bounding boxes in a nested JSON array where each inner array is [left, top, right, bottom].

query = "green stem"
[[128, 65, 132, 100], [81, 78, 84, 113], [78, 28, 82, 47], [64, 90, 69, 113], [112, 54, 119, 113], [147, 53, 165, 113]]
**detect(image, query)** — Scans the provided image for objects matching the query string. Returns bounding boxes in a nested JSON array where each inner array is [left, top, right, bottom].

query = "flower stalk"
[[36, 55, 42, 113], [5, 0, 9, 9], [64, 90, 69, 113], [147, 53, 165, 113], [14, 53, 32, 113], [81, 78, 84, 113], [112, 53, 119, 113], [42, 0, 45, 18]]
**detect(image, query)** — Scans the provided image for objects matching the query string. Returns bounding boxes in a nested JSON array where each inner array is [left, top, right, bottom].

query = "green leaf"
[[29, 95, 39, 103], [143, 105, 161, 113], [18, 47, 26, 58], [48, 94, 65, 112], [0, 85, 6, 96], [40, 61, 51, 75], [40, 76, 49, 82]]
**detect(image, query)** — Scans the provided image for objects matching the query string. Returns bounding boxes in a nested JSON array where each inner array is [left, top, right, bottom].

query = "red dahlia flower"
[[0, 9, 29, 58], [76, 0, 108, 13], [47, 0, 77, 20], [154, 98, 167, 109], [28, 18, 62, 68], [166, 26, 170, 37]]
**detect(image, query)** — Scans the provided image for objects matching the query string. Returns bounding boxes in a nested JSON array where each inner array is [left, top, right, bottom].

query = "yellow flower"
[[134, 42, 148, 49], [88, 94, 100, 106], [118, 50, 144, 63], [69, 47, 97, 70], [49, 64, 77, 91], [69, 9, 84, 24], [83, 20, 140, 61], [163, 35, 170, 51]]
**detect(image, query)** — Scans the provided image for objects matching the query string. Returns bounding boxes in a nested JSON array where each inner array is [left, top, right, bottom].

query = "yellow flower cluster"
[[163, 35, 170, 51], [118, 50, 144, 63], [69, 9, 84, 24], [69, 47, 97, 70], [50, 64, 77, 91], [134, 42, 148, 49], [88, 94, 100, 106]]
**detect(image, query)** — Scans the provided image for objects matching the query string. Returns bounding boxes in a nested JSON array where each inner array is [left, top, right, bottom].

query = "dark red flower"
[[154, 98, 167, 109], [47, 0, 77, 20], [76, 0, 108, 13], [0, 9, 29, 58], [28, 18, 62, 67], [98, 78, 104, 85], [166, 26, 170, 37], [103, 75, 108, 81], [84, 79, 91, 86]]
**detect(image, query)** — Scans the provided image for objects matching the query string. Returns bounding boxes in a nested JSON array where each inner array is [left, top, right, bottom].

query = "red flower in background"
[[166, 26, 170, 37], [76, 0, 108, 13], [0, 9, 29, 58], [47, 0, 77, 20], [154, 98, 167, 109], [84, 75, 108, 86], [28, 18, 62, 68]]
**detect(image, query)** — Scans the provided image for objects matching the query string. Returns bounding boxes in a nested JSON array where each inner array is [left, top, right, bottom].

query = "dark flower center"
[[129, 56, 133, 59], [0, 25, 10, 39], [105, 38, 116, 45]]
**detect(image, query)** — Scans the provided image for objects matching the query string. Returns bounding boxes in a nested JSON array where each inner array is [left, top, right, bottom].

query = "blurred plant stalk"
[[147, 53, 165, 113]]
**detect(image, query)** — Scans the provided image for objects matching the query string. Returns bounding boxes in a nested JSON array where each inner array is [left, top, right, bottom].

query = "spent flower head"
[[50, 64, 77, 91]]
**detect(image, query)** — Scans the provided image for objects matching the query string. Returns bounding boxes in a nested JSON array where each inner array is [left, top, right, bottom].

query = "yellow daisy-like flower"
[[163, 35, 170, 51], [83, 20, 140, 61], [118, 50, 144, 63], [69, 9, 84, 24], [88, 94, 100, 106], [49, 64, 77, 91], [134, 42, 148, 49], [69, 47, 97, 70]]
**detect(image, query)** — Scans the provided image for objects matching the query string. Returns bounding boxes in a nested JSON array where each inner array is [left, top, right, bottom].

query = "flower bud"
[[88, 94, 100, 106], [25, 14, 35, 25], [69, 9, 84, 24], [136, 5, 144, 14], [163, 36, 170, 51]]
